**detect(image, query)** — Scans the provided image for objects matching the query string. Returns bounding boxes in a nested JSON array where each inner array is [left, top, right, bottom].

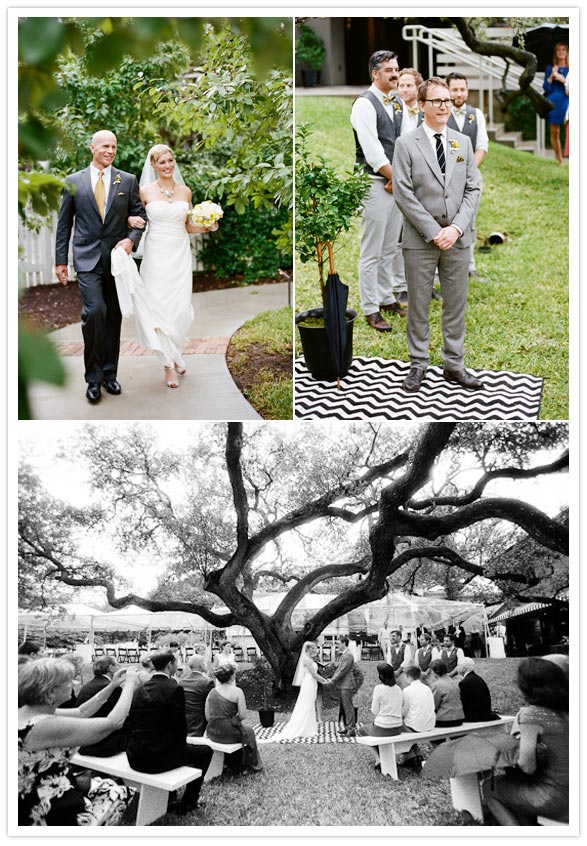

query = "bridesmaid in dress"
[[205, 664, 262, 772], [543, 43, 569, 166]]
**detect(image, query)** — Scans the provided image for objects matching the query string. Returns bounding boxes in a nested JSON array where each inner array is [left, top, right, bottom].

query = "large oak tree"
[[19, 422, 568, 685]]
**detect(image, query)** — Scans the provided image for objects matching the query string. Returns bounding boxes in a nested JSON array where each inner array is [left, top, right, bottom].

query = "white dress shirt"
[[90, 163, 112, 202], [402, 103, 421, 134], [451, 106, 489, 153], [402, 679, 436, 732], [422, 121, 447, 160], [350, 84, 406, 175]]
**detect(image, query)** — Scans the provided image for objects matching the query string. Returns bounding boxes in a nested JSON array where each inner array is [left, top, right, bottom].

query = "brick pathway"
[[54, 337, 230, 356]]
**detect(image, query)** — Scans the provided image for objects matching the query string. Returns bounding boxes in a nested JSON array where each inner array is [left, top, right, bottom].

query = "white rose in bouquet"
[[189, 201, 224, 231]]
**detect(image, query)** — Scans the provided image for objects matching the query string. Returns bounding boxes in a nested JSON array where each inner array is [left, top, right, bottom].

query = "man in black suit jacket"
[[55, 129, 147, 403], [126, 651, 213, 814], [178, 655, 214, 736], [76, 655, 128, 756], [458, 657, 499, 722]]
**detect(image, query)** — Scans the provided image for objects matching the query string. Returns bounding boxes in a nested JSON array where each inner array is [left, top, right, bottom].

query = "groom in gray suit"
[[328, 635, 357, 736], [55, 130, 147, 403], [392, 77, 482, 393]]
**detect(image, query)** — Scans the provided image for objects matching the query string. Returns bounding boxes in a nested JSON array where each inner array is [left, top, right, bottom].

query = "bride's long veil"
[[133, 146, 187, 259], [292, 642, 314, 687]]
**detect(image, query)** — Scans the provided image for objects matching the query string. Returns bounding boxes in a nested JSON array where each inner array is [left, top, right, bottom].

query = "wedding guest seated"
[[138, 652, 155, 683], [458, 657, 499, 722], [179, 655, 214, 737], [205, 665, 262, 772], [19, 640, 42, 661], [483, 657, 569, 825], [428, 659, 464, 727], [126, 650, 213, 815], [76, 655, 130, 756], [398, 665, 436, 769], [357, 663, 403, 770], [57, 654, 86, 708], [18, 657, 139, 825]]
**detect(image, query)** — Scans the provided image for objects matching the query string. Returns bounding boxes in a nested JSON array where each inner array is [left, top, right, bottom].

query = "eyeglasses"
[[424, 98, 455, 108]]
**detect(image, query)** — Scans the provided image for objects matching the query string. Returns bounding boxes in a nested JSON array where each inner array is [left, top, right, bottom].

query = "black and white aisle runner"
[[295, 357, 543, 420], [254, 720, 357, 744]]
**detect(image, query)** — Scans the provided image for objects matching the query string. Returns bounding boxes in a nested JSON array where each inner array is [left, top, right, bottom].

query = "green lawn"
[[295, 97, 569, 420], [136, 658, 526, 828]]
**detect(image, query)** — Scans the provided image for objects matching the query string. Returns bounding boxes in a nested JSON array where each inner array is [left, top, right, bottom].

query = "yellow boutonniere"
[[468, 113, 475, 123], [457, 155, 465, 163], [393, 102, 401, 112], [113, 174, 122, 185], [450, 140, 459, 150]]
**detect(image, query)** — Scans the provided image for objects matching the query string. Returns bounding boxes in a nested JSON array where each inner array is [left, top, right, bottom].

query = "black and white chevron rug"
[[295, 357, 543, 421], [253, 720, 357, 744]]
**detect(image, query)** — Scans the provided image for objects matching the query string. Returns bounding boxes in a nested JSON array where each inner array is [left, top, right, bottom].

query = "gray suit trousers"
[[403, 245, 469, 369], [358, 179, 404, 315]]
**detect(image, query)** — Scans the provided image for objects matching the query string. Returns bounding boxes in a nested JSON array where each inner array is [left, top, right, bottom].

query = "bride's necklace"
[[157, 179, 175, 202]]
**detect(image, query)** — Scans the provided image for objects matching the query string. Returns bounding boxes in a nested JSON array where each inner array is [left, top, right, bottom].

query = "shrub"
[[199, 205, 291, 284]]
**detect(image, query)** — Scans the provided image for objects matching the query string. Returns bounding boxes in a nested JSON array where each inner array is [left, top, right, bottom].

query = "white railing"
[[18, 214, 206, 288], [402, 24, 545, 152]]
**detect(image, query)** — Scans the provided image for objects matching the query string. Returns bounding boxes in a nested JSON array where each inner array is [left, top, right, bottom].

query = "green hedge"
[[199, 205, 291, 284]]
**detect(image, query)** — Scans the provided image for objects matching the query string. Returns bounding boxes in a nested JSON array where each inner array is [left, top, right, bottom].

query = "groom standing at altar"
[[328, 635, 357, 736], [55, 130, 147, 404]]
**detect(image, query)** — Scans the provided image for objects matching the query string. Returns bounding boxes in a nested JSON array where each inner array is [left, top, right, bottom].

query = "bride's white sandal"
[[174, 362, 187, 376], [164, 366, 179, 388]]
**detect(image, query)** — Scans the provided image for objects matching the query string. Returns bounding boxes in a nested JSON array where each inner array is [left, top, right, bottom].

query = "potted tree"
[[295, 24, 326, 88], [295, 124, 371, 383]]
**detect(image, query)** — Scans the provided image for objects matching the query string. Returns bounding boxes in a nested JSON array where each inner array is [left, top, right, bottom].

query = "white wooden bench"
[[186, 735, 243, 781], [356, 716, 515, 821], [537, 815, 567, 826], [71, 751, 202, 825]]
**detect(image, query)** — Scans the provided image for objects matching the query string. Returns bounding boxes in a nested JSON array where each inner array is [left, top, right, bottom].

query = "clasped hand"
[[433, 226, 459, 251]]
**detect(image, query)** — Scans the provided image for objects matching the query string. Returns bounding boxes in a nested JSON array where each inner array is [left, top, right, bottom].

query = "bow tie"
[[408, 106, 419, 116], [382, 94, 396, 106], [453, 108, 467, 116]]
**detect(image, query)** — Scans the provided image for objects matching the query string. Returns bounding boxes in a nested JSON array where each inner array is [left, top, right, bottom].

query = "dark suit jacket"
[[330, 649, 355, 690], [55, 167, 146, 273], [126, 673, 189, 773], [459, 671, 499, 722], [76, 674, 128, 757], [178, 673, 214, 736]]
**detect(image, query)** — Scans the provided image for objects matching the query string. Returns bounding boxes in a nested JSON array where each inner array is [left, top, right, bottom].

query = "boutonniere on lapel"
[[468, 113, 475, 123], [449, 139, 459, 151], [113, 174, 122, 185], [393, 101, 402, 112]]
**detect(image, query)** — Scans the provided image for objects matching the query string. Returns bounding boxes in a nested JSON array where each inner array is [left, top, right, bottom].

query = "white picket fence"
[[18, 214, 206, 288]]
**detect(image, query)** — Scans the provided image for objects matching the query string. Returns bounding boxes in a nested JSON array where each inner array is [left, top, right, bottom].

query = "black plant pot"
[[301, 69, 321, 88], [296, 307, 357, 382], [259, 707, 275, 728]]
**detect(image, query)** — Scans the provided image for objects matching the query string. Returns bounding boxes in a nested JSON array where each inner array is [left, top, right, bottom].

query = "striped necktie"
[[94, 170, 105, 219], [434, 133, 446, 174]]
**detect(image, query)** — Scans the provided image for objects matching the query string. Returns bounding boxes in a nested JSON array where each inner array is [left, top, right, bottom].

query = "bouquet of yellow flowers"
[[189, 200, 224, 231]]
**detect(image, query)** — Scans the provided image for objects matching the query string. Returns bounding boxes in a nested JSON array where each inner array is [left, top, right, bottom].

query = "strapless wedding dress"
[[275, 660, 318, 739], [135, 200, 194, 369]]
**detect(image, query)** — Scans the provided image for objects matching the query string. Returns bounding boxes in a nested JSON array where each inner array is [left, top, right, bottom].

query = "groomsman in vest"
[[392, 77, 482, 394], [440, 633, 465, 678], [398, 68, 424, 134], [415, 631, 435, 684], [388, 629, 413, 689], [350, 50, 407, 333], [446, 72, 489, 282]]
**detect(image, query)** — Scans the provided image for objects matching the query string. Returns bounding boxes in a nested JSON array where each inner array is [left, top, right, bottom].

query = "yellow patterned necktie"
[[94, 170, 105, 220]]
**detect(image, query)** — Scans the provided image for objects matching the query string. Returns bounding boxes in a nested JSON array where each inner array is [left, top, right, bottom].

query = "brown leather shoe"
[[443, 368, 484, 390], [381, 302, 406, 318], [366, 311, 392, 332], [402, 366, 427, 393]]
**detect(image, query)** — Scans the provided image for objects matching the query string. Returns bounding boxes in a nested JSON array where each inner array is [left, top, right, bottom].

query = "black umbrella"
[[321, 242, 349, 390], [513, 23, 569, 71]]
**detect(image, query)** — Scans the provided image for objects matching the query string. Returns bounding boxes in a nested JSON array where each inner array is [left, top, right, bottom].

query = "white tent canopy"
[[92, 606, 211, 634]]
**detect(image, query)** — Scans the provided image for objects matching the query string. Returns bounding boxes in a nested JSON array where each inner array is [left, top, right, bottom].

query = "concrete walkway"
[[28, 283, 290, 420]]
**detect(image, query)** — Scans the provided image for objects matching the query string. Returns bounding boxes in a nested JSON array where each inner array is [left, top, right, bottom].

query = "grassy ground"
[[226, 306, 293, 420], [295, 97, 569, 420], [134, 658, 525, 828]]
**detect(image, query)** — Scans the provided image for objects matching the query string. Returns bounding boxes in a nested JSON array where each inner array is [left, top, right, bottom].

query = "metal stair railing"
[[402, 24, 545, 153]]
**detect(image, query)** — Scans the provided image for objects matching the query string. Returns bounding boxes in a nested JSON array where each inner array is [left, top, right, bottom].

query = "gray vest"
[[447, 104, 478, 148], [354, 90, 403, 176]]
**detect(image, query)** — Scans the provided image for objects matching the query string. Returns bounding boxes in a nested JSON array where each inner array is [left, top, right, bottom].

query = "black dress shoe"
[[102, 378, 122, 395], [380, 302, 406, 318], [86, 382, 101, 403], [402, 367, 427, 393], [443, 368, 484, 390]]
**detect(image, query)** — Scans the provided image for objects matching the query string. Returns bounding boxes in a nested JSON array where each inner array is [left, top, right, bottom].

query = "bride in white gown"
[[276, 642, 329, 739], [128, 144, 216, 388]]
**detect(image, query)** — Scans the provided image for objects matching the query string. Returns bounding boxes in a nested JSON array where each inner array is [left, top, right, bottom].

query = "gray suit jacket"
[[55, 166, 146, 273], [330, 648, 355, 690], [392, 125, 481, 249]]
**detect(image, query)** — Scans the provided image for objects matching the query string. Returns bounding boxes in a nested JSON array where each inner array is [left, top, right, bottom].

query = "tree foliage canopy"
[[19, 422, 569, 684]]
